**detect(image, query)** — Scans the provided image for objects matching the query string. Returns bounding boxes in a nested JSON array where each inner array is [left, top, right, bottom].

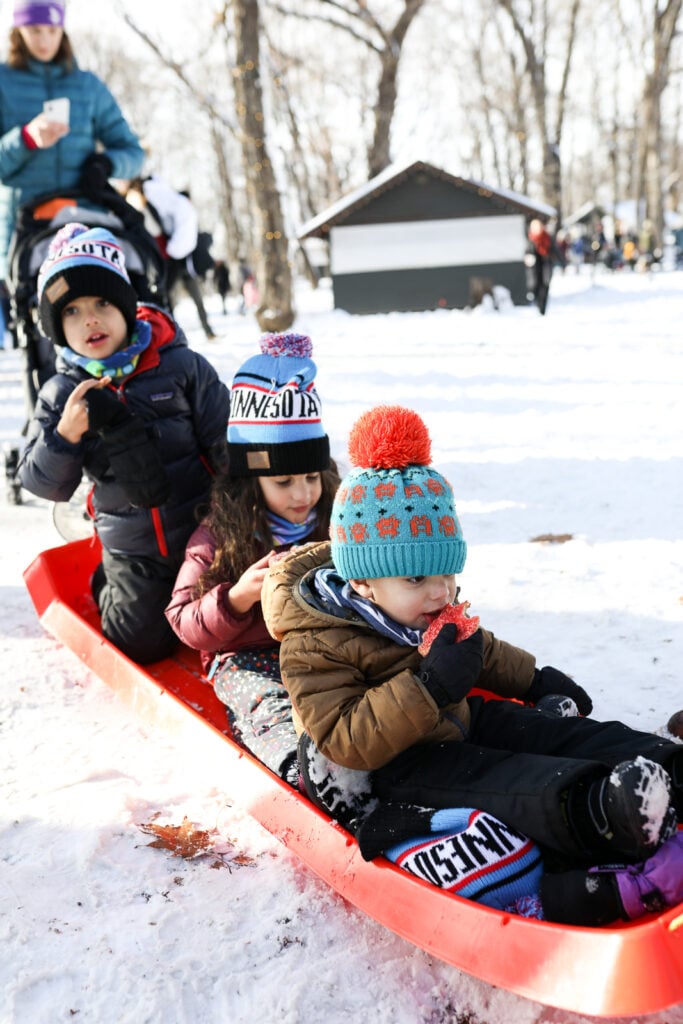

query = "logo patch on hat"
[[45, 276, 69, 303], [247, 451, 271, 470]]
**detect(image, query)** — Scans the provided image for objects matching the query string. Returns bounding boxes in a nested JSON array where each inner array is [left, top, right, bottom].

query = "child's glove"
[[418, 626, 483, 707], [80, 152, 114, 200], [526, 665, 593, 716], [85, 389, 170, 508]]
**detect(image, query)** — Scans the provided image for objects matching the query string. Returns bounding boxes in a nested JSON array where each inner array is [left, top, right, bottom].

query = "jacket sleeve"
[[279, 630, 441, 771], [89, 74, 144, 182], [479, 629, 536, 697], [186, 352, 231, 456], [17, 376, 86, 502], [164, 525, 257, 653]]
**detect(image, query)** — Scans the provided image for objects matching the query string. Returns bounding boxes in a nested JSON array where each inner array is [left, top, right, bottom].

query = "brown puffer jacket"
[[261, 541, 537, 771]]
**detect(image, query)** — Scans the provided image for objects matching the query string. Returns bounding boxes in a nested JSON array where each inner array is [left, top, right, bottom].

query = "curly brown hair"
[[195, 460, 341, 597], [8, 27, 73, 70]]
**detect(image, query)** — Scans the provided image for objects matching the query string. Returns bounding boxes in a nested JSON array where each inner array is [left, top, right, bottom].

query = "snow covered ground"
[[2, 269, 682, 1024]]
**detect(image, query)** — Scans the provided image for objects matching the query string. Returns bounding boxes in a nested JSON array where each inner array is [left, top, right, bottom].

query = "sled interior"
[[23, 536, 683, 1018]]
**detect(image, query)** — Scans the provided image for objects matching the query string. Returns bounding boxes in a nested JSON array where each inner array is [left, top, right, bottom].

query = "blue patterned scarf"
[[313, 567, 422, 647], [60, 318, 151, 380], [266, 509, 318, 547]]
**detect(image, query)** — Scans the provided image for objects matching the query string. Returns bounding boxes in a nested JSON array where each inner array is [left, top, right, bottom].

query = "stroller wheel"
[[3, 444, 22, 505], [51, 480, 93, 542]]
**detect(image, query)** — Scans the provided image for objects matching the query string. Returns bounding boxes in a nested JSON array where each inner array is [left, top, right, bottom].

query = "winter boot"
[[535, 693, 579, 718], [583, 757, 677, 861], [297, 733, 375, 830]]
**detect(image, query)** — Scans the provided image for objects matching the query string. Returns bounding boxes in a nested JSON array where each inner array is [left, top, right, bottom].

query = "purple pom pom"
[[259, 332, 312, 358], [47, 222, 89, 258]]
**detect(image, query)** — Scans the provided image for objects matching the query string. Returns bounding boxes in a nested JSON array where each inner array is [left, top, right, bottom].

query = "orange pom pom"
[[348, 406, 432, 470]]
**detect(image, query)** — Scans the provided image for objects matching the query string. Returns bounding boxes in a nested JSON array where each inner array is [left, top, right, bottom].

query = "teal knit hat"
[[331, 406, 467, 580]]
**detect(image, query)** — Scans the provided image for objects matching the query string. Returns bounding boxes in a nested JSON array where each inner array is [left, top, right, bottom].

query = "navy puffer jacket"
[[18, 305, 230, 561], [0, 56, 144, 276]]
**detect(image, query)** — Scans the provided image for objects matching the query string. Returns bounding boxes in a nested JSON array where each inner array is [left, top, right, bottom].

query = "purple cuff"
[[13, 2, 65, 27]]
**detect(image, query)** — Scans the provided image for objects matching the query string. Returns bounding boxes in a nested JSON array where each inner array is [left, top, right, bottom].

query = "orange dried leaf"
[[139, 817, 214, 859]]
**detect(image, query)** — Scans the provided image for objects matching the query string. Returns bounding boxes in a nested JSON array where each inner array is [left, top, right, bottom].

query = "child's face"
[[258, 473, 323, 524], [350, 574, 458, 630], [61, 296, 128, 359], [19, 24, 63, 63]]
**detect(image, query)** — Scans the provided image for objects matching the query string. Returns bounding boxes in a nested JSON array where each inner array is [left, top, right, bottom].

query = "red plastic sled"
[[24, 537, 683, 1018]]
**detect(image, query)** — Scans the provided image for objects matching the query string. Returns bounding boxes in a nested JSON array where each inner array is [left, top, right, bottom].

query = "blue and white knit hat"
[[13, 1, 65, 26], [331, 405, 466, 580], [356, 803, 544, 911], [227, 332, 330, 477], [37, 223, 138, 347]]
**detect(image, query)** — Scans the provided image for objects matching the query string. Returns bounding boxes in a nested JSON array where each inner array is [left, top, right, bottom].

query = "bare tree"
[[634, 0, 683, 240], [230, 0, 294, 330], [495, 0, 582, 226], [270, 0, 426, 177]]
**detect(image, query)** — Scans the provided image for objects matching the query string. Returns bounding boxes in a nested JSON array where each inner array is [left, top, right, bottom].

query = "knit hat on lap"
[[37, 223, 138, 347], [13, 1, 65, 25], [355, 802, 544, 911], [331, 405, 466, 580], [227, 332, 330, 477]]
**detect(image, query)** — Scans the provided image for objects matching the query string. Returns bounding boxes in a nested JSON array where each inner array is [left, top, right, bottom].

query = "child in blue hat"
[[262, 405, 683, 924], [19, 223, 230, 663]]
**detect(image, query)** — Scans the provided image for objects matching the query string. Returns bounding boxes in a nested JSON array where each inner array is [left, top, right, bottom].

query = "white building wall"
[[330, 215, 526, 274]]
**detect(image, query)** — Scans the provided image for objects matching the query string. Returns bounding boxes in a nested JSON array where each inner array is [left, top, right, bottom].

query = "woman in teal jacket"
[[0, 2, 144, 279]]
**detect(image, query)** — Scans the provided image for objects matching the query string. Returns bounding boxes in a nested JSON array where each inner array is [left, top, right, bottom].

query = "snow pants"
[[213, 648, 299, 786], [96, 548, 182, 665], [372, 697, 681, 863]]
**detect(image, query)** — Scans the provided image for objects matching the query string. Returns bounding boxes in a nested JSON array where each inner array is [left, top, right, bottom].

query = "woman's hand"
[[56, 377, 112, 445], [228, 551, 275, 614], [24, 113, 69, 149]]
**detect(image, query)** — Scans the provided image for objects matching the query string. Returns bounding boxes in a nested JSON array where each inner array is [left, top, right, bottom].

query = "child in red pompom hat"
[[261, 405, 683, 925]]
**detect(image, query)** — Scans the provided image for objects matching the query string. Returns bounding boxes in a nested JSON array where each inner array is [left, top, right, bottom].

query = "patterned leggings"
[[212, 648, 299, 786]]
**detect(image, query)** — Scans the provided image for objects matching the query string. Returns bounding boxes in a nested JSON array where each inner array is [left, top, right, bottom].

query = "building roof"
[[299, 159, 556, 239]]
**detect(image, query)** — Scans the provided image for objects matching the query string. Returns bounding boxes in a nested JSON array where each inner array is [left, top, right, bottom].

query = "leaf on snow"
[[529, 533, 574, 544], [137, 817, 257, 869], [139, 817, 215, 859]]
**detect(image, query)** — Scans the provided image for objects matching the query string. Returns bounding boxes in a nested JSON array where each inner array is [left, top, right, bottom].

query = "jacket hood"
[[262, 540, 349, 641]]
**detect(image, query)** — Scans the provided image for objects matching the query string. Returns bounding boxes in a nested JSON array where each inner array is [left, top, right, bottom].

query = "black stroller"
[[4, 185, 167, 505]]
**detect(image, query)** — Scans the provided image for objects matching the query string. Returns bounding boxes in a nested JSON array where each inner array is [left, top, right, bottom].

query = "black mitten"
[[84, 387, 130, 433], [418, 626, 484, 707], [526, 665, 593, 716], [85, 390, 170, 508], [80, 152, 114, 200]]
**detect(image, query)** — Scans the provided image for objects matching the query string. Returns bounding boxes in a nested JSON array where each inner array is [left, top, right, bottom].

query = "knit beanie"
[[331, 405, 467, 580], [355, 802, 544, 911], [227, 332, 330, 477], [37, 223, 138, 348], [13, 1, 65, 26]]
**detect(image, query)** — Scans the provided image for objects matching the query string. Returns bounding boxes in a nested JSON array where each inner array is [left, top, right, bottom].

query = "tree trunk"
[[231, 0, 294, 332], [635, 0, 683, 243]]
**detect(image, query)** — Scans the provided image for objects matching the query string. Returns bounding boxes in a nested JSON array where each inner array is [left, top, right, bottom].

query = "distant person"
[[213, 259, 230, 314], [0, 0, 144, 414], [126, 175, 216, 339], [526, 218, 553, 315], [18, 222, 230, 663], [238, 257, 258, 316]]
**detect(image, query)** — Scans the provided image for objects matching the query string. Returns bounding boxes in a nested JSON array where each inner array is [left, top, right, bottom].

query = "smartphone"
[[43, 97, 70, 125]]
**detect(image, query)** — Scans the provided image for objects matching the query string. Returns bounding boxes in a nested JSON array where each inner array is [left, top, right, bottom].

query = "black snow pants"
[[96, 547, 182, 664], [372, 697, 680, 864]]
